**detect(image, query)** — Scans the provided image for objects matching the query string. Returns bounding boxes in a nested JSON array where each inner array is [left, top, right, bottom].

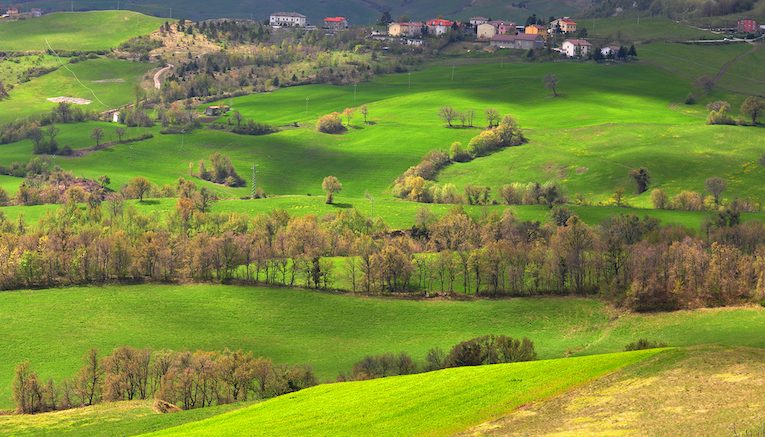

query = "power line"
[[45, 38, 107, 107]]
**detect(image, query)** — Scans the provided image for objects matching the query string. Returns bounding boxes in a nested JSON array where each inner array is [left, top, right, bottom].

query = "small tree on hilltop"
[[439, 105, 457, 127], [544, 74, 559, 97], [705, 176, 727, 205], [343, 107, 355, 126], [741, 96, 765, 125], [629, 167, 650, 194], [322, 176, 342, 204], [359, 105, 369, 124]]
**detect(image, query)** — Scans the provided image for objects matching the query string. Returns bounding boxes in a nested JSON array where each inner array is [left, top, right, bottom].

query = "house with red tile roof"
[[427, 19, 455, 36], [323, 16, 348, 30]]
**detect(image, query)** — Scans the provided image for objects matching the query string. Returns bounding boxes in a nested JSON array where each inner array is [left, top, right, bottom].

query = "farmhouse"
[[550, 17, 577, 33], [204, 105, 230, 116], [737, 18, 759, 33], [388, 22, 423, 37], [323, 16, 348, 30], [6, 7, 18, 16], [477, 21, 515, 39], [600, 44, 621, 57], [525, 24, 547, 35], [269, 12, 307, 27], [562, 38, 591, 57], [426, 19, 454, 36], [491, 34, 544, 50], [30, 8, 42, 17], [469, 17, 488, 26]]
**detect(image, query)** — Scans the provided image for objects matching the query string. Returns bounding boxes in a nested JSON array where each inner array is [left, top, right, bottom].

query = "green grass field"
[[0, 54, 59, 87], [0, 400, 248, 437], [0, 11, 165, 52], [2, 58, 764, 208], [585, 16, 723, 43], [0, 284, 764, 410], [148, 349, 661, 436], [0, 58, 153, 124]]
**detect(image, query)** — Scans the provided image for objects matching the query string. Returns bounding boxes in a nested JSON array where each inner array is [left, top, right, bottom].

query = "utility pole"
[[250, 164, 257, 199], [353, 83, 357, 104], [451, 64, 455, 80], [305, 96, 309, 114], [408, 72, 411, 90]]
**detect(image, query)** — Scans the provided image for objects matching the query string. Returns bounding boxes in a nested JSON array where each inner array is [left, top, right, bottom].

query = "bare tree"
[[342, 107, 355, 126], [485, 108, 500, 127], [233, 110, 243, 127], [359, 105, 369, 124], [705, 177, 727, 205], [544, 74, 559, 97], [115, 127, 126, 142], [439, 105, 457, 127], [91, 128, 104, 147]]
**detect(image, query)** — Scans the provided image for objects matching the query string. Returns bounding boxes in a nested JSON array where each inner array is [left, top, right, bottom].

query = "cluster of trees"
[[393, 115, 525, 202], [650, 176, 759, 212], [191, 20, 270, 44], [0, 102, 94, 145], [592, 45, 637, 62], [197, 153, 245, 187], [12, 346, 316, 414], [706, 97, 764, 126], [343, 335, 536, 381], [211, 111, 277, 136], [2, 192, 765, 311], [0, 157, 107, 207]]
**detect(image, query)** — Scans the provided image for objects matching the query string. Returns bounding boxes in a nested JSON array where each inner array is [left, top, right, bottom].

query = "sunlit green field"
[[0, 11, 165, 52], [1, 284, 764, 409], [149, 349, 662, 436], [2, 59, 764, 208], [0, 58, 152, 124]]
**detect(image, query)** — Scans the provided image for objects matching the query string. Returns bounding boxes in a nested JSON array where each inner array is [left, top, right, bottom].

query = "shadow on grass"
[[332, 203, 353, 209], [139, 199, 161, 205]]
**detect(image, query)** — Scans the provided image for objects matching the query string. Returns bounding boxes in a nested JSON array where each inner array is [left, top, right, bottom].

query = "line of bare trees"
[[12, 346, 316, 414]]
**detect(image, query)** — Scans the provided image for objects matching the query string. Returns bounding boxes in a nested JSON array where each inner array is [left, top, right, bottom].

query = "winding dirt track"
[[153, 64, 174, 89]]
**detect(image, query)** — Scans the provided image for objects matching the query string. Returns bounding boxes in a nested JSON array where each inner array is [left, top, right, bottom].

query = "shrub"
[[629, 167, 650, 194], [316, 112, 345, 134], [651, 188, 668, 209], [446, 335, 536, 367], [449, 142, 471, 162], [351, 352, 417, 380], [624, 339, 667, 351], [671, 191, 705, 211], [684, 92, 696, 105]]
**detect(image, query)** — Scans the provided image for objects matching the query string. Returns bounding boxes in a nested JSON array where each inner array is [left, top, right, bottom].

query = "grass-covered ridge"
[[147, 349, 662, 436], [0, 400, 248, 437], [0, 11, 165, 52], [0, 284, 764, 409]]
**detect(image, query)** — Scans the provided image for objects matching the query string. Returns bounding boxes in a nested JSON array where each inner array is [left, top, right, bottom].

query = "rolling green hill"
[[0, 401, 248, 437], [148, 349, 661, 436], [1, 284, 764, 409], [0, 11, 165, 52], [2, 57, 764, 207], [0, 58, 153, 124]]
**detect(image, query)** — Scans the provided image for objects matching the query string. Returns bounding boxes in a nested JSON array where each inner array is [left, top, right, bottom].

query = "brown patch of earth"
[[460, 346, 765, 436]]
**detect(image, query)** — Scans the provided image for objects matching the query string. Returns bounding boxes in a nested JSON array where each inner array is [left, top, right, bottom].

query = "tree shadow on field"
[[332, 203, 352, 209], [139, 199, 161, 205]]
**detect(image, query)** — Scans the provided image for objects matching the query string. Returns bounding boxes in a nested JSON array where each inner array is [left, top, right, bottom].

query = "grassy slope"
[[1, 284, 764, 409], [0, 400, 248, 437], [0, 58, 153, 124], [0, 11, 164, 52], [469, 346, 765, 436], [585, 16, 724, 42], [148, 349, 661, 437], [0, 54, 59, 86], [3, 59, 764, 207]]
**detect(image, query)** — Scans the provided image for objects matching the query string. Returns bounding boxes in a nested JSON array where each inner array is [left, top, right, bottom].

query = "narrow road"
[[153, 64, 174, 90]]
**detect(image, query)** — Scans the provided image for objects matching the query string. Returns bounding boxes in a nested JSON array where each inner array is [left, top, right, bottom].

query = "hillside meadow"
[[0, 11, 165, 52], [2, 59, 764, 207], [0, 284, 764, 409], [148, 349, 662, 436], [0, 58, 153, 124]]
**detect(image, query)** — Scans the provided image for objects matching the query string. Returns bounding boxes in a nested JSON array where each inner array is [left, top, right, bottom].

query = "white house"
[[269, 12, 307, 27], [426, 19, 454, 36], [562, 39, 591, 57], [469, 17, 488, 26], [600, 44, 621, 57]]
